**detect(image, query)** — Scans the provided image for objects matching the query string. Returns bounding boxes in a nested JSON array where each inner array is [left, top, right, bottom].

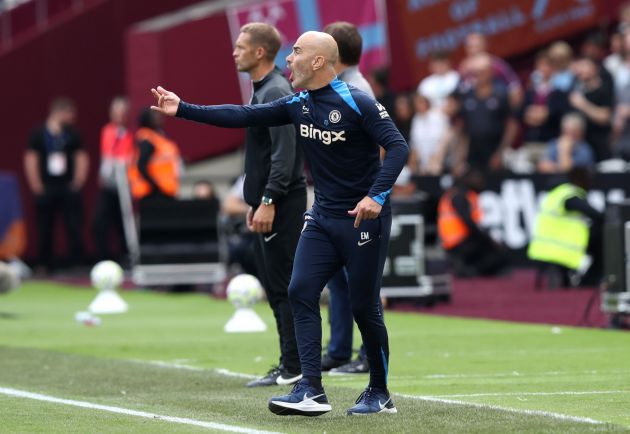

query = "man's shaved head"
[[287, 31, 339, 89], [297, 31, 339, 65]]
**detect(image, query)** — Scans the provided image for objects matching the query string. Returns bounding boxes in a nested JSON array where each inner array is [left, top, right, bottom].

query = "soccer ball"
[[0, 261, 19, 294], [226, 274, 263, 309], [90, 260, 123, 291]]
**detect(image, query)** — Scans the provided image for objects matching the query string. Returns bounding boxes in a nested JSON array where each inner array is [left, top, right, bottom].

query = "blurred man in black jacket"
[[24, 98, 89, 271]]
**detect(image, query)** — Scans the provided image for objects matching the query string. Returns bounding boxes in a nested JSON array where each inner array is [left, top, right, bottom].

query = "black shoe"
[[329, 357, 369, 375], [321, 353, 351, 371], [246, 366, 302, 387]]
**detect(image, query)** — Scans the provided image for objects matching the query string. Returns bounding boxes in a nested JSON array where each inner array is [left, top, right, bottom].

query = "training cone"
[[88, 288, 128, 314], [224, 308, 267, 333]]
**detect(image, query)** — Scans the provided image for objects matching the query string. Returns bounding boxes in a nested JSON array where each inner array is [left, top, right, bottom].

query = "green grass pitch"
[[0, 281, 629, 433]]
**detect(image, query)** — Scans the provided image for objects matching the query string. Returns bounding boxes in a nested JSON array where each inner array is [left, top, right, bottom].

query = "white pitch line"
[[431, 390, 630, 398], [397, 393, 604, 425], [145, 360, 204, 371], [423, 369, 630, 380], [143, 360, 258, 379], [328, 369, 630, 381], [214, 368, 258, 380], [0, 387, 281, 434]]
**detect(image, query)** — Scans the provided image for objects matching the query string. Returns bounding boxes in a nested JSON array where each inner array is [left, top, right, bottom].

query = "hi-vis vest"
[[527, 183, 589, 270], [127, 128, 180, 199], [438, 188, 482, 250]]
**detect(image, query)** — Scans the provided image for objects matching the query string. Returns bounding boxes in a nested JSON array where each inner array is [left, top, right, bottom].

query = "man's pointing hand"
[[150, 86, 180, 117]]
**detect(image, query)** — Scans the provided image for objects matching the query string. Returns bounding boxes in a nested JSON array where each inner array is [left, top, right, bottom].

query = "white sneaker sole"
[[276, 373, 303, 385]]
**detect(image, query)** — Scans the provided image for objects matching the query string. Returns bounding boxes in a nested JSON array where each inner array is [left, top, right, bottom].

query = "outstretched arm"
[[150, 86, 293, 128]]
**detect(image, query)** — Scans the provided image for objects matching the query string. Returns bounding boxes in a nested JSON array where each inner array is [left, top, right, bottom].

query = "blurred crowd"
[[378, 3, 630, 188]]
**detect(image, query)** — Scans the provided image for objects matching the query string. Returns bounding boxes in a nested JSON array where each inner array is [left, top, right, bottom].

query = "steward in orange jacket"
[[437, 168, 508, 276], [438, 188, 482, 250], [128, 108, 181, 200]]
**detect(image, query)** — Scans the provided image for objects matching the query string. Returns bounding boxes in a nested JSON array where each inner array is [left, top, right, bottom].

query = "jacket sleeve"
[[137, 140, 161, 193], [565, 196, 603, 222], [451, 190, 485, 237], [176, 96, 293, 128], [262, 87, 298, 200], [355, 92, 409, 204]]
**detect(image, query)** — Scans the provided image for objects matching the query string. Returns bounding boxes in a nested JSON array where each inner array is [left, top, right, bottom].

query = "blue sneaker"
[[346, 387, 397, 415], [268, 379, 332, 416]]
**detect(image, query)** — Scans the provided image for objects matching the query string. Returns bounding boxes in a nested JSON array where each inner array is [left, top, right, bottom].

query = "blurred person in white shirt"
[[418, 50, 459, 110], [604, 33, 624, 79], [408, 94, 449, 175], [609, 33, 630, 98]]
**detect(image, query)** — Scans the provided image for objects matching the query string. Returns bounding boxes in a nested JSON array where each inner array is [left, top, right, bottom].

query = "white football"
[[0, 261, 19, 294], [226, 274, 263, 309], [90, 260, 123, 291]]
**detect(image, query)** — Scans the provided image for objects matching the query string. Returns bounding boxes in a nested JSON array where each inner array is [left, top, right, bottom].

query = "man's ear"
[[255, 46, 266, 60], [312, 55, 324, 71]]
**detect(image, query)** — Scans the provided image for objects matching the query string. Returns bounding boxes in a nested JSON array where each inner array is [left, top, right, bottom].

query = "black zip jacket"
[[244, 67, 306, 206]]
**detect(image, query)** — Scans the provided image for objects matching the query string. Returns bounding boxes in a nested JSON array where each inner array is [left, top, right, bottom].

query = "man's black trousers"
[[252, 188, 306, 374]]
